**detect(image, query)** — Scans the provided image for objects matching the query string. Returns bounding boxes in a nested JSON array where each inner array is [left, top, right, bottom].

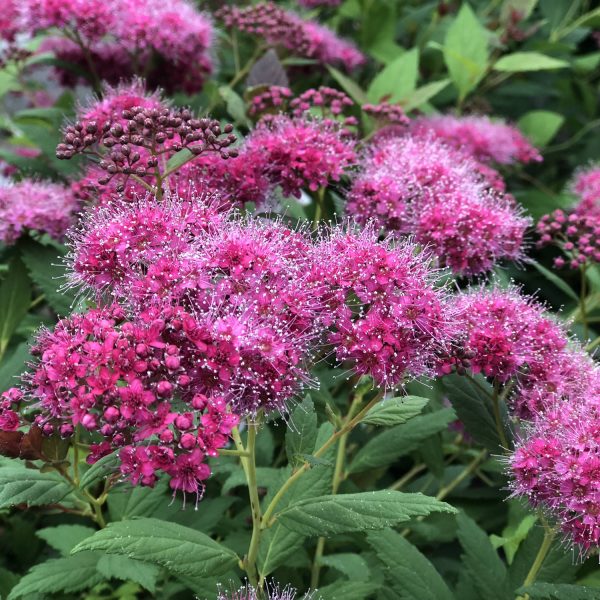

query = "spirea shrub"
[[0, 2, 599, 599]]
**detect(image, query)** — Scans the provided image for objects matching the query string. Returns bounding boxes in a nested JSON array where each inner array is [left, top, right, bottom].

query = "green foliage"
[[0, 466, 72, 508], [362, 395, 429, 426], [0, 255, 31, 358]]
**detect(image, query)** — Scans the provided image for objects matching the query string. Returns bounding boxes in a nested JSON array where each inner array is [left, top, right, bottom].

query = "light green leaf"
[[350, 408, 456, 473], [494, 52, 568, 72], [362, 395, 429, 426], [286, 395, 318, 466], [96, 555, 159, 593], [326, 66, 369, 104], [219, 86, 250, 127], [401, 79, 450, 111], [456, 512, 512, 600], [37, 525, 96, 556], [8, 553, 103, 599], [319, 553, 370, 582], [166, 149, 193, 174], [443, 4, 489, 101], [0, 255, 31, 355], [518, 110, 564, 147], [71, 518, 239, 578], [0, 467, 72, 508], [367, 49, 419, 103], [276, 491, 457, 536], [368, 528, 454, 600]]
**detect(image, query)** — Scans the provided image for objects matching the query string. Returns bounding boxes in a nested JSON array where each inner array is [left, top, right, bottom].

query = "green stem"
[[492, 381, 510, 450], [261, 391, 384, 528], [243, 416, 263, 589], [516, 525, 556, 599], [219, 448, 251, 458], [228, 44, 266, 90], [389, 463, 427, 491], [313, 187, 326, 231]]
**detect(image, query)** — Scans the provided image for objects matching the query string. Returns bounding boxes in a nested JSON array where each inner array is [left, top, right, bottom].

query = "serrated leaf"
[[0, 341, 30, 393], [8, 553, 102, 599], [71, 518, 239, 578], [276, 491, 456, 537], [362, 396, 429, 426], [518, 111, 564, 147], [97, 555, 159, 593], [107, 478, 170, 520], [350, 408, 455, 473], [0, 255, 31, 355], [443, 4, 489, 101], [79, 451, 120, 490], [37, 525, 96, 556], [442, 375, 507, 452], [0, 466, 72, 508], [456, 512, 511, 600], [286, 395, 317, 466], [367, 528, 454, 600], [19, 238, 75, 315], [367, 48, 419, 103], [401, 79, 450, 111], [316, 582, 380, 600], [319, 553, 370, 582], [516, 583, 600, 599], [494, 52, 568, 72]]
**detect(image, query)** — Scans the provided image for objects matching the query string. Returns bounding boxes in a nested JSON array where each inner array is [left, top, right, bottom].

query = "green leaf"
[[528, 260, 579, 302], [494, 52, 568, 72], [443, 3, 489, 101], [362, 395, 429, 426], [71, 518, 239, 578], [96, 555, 160, 593], [166, 149, 193, 174], [401, 79, 450, 111], [0, 341, 30, 393], [490, 501, 537, 564], [516, 583, 600, 599], [518, 110, 564, 147], [0, 567, 19, 599], [222, 467, 282, 495], [367, 528, 454, 600], [0, 255, 31, 355], [326, 66, 369, 104], [276, 491, 457, 537], [456, 512, 512, 600], [349, 408, 456, 473], [286, 395, 318, 466], [316, 582, 380, 600], [0, 467, 72, 508], [107, 479, 170, 520], [442, 375, 507, 452], [319, 553, 370, 582], [37, 525, 96, 556], [19, 238, 75, 315], [79, 451, 120, 490], [8, 553, 103, 599], [219, 86, 250, 127], [367, 49, 419, 103]]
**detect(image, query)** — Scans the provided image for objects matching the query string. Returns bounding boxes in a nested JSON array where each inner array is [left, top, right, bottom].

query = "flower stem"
[[261, 391, 383, 528], [492, 381, 510, 450], [312, 187, 326, 231], [516, 525, 556, 600], [580, 263, 589, 340]]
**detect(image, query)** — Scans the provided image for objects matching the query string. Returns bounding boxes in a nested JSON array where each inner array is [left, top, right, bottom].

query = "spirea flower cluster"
[[18, 0, 215, 93], [410, 114, 542, 165], [0, 180, 80, 245], [347, 134, 530, 275], [510, 373, 600, 550], [217, 2, 365, 71], [218, 583, 310, 600]]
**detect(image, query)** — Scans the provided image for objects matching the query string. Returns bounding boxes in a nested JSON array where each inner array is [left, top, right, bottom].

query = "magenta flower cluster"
[[217, 2, 365, 71], [347, 133, 530, 275], [0, 180, 80, 245]]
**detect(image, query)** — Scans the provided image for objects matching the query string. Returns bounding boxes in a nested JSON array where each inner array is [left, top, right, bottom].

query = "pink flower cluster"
[[362, 102, 409, 126], [11, 304, 238, 497], [510, 373, 600, 550], [217, 2, 365, 71], [19, 0, 215, 93], [314, 227, 456, 388], [0, 180, 80, 245], [440, 287, 568, 384], [410, 114, 542, 165], [347, 134, 530, 275], [243, 115, 357, 197], [572, 165, 600, 214], [248, 86, 293, 118], [218, 583, 308, 600]]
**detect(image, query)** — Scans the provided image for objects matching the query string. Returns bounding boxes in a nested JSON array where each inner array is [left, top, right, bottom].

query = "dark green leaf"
[[79, 451, 120, 490], [316, 582, 380, 600], [37, 525, 96, 556], [456, 512, 511, 600], [516, 583, 600, 599], [0, 255, 31, 355], [0, 466, 71, 508], [71, 518, 239, 578], [350, 408, 456, 473], [276, 491, 457, 536], [0, 341, 30, 393], [319, 553, 371, 582], [96, 555, 160, 593], [367, 528, 454, 600], [528, 261, 579, 302], [8, 553, 102, 599]]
